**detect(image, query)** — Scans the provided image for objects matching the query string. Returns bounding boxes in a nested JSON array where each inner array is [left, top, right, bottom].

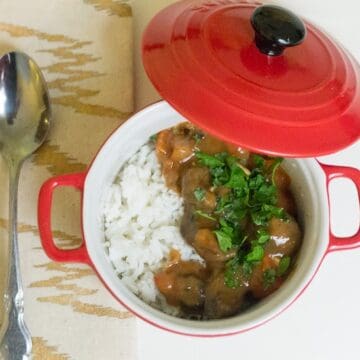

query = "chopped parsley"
[[252, 154, 265, 168], [277, 256, 291, 276], [214, 219, 235, 252], [214, 230, 233, 252], [194, 210, 216, 221], [224, 257, 241, 288], [149, 134, 157, 142], [270, 157, 284, 185], [263, 268, 277, 289], [195, 151, 225, 168], [195, 151, 231, 186], [245, 245, 264, 263], [256, 229, 270, 245], [194, 151, 288, 288], [262, 256, 291, 290], [194, 187, 205, 201], [193, 131, 204, 144]]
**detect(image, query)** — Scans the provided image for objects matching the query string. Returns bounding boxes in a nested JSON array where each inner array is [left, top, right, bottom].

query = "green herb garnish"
[[251, 204, 285, 226], [245, 245, 264, 263], [224, 257, 241, 288], [261, 256, 291, 290], [193, 131, 204, 144], [214, 230, 233, 252], [149, 134, 157, 142], [242, 261, 253, 278], [195, 151, 231, 186], [195, 151, 288, 288], [256, 229, 270, 245], [194, 187, 205, 201], [195, 151, 225, 168], [263, 268, 277, 289], [253, 154, 265, 168], [226, 163, 248, 190], [194, 210, 216, 221], [214, 219, 235, 252], [270, 157, 284, 185], [277, 256, 291, 276]]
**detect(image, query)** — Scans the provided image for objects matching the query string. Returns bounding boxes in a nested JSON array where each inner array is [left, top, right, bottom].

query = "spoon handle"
[[0, 163, 32, 360]]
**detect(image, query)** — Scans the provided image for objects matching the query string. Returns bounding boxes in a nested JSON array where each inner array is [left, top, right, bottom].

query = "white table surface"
[[132, 1, 360, 359]]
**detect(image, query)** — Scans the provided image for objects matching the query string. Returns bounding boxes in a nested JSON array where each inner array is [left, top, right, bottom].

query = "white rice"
[[102, 142, 203, 315]]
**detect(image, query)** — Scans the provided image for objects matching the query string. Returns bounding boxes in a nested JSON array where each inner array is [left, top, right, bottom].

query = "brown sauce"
[[154, 123, 302, 319]]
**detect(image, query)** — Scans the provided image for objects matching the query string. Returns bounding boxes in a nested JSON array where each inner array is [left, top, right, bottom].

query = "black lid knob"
[[251, 5, 306, 56]]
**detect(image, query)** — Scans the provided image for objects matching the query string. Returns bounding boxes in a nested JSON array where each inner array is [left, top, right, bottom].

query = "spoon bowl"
[[0, 51, 51, 359], [0, 52, 50, 162]]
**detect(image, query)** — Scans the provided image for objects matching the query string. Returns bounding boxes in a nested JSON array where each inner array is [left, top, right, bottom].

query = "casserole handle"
[[38, 172, 91, 265], [319, 163, 360, 252]]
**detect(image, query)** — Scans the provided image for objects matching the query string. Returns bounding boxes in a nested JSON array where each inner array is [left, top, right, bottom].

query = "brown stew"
[[153, 123, 302, 319]]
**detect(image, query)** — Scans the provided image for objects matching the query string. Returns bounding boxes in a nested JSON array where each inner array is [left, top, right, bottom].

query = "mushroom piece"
[[265, 216, 302, 257], [204, 270, 248, 319]]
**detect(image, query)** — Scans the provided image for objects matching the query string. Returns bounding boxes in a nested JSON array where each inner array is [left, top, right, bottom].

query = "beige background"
[[0, 1, 136, 359], [131, 0, 174, 109]]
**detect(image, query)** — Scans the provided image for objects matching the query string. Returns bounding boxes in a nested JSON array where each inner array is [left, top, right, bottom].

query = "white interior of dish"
[[83, 101, 329, 336]]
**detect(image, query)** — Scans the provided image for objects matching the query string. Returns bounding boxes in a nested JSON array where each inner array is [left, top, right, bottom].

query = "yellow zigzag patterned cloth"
[[0, 1, 135, 359]]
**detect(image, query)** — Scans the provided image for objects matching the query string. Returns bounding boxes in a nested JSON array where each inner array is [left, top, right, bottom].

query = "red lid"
[[142, 0, 360, 157]]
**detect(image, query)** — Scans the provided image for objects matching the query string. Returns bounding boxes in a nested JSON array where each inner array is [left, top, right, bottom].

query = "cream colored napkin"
[[0, 1, 135, 359]]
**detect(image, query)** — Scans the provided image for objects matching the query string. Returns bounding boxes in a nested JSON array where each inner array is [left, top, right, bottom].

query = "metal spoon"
[[0, 52, 51, 359]]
